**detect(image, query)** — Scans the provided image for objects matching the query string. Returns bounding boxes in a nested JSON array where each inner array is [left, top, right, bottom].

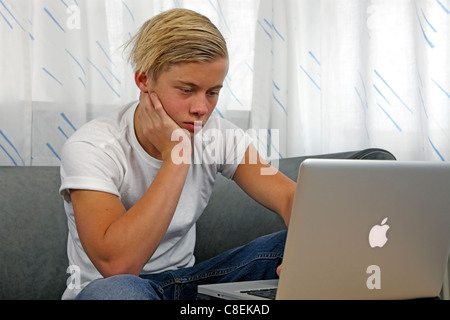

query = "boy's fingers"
[[150, 93, 163, 112], [149, 93, 171, 121], [276, 264, 282, 276]]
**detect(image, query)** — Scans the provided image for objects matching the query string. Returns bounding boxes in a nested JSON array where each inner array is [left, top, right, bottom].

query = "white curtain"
[[252, 0, 450, 161], [0, 0, 258, 166], [1, 0, 449, 166]]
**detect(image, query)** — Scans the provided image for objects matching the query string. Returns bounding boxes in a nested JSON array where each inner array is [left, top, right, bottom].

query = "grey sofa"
[[0, 148, 401, 300]]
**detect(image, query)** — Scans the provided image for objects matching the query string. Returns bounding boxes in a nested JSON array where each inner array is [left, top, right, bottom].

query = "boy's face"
[[142, 58, 229, 136]]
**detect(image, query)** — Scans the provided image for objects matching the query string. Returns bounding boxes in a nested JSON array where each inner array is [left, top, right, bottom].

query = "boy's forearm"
[[96, 161, 191, 277]]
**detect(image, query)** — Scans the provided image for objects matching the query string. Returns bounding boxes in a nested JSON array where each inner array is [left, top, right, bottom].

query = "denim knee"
[[248, 230, 287, 253], [75, 274, 162, 300]]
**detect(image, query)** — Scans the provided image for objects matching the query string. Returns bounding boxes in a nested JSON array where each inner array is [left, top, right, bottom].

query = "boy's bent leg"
[[75, 274, 164, 300], [75, 230, 287, 300], [167, 230, 287, 300], [206, 230, 287, 282]]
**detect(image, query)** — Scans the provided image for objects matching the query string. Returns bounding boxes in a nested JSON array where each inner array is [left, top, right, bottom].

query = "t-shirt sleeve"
[[59, 140, 123, 203]]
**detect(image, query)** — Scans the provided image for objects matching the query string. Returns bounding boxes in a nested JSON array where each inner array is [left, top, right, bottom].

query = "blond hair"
[[125, 8, 228, 80]]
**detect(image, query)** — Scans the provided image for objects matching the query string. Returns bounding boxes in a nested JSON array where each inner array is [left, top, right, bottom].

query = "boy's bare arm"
[[71, 159, 189, 278], [71, 93, 191, 278], [233, 144, 296, 227]]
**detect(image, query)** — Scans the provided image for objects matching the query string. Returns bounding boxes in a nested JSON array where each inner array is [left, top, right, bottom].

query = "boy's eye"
[[208, 90, 220, 96], [176, 87, 220, 96], [178, 88, 192, 94]]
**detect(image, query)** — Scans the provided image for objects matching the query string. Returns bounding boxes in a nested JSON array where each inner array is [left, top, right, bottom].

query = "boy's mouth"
[[183, 122, 203, 133]]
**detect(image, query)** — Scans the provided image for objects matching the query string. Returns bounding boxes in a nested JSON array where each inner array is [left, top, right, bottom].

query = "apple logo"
[[369, 218, 390, 248]]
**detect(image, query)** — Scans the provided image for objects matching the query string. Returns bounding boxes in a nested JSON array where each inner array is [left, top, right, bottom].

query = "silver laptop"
[[198, 159, 450, 300]]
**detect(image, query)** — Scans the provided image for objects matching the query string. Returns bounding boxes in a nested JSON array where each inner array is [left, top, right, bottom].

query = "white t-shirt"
[[59, 101, 251, 299]]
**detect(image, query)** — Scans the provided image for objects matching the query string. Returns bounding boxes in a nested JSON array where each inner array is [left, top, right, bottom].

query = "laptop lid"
[[277, 159, 450, 300]]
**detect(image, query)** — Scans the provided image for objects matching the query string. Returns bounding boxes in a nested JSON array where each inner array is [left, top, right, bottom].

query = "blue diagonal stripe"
[[0, 0, 25, 31], [436, 0, 449, 14], [42, 67, 63, 86], [264, 19, 285, 42], [0, 129, 24, 165], [258, 20, 272, 40], [416, 10, 435, 48], [61, 113, 77, 131], [421, 9, 437, 32], [44, 7, 65, 33], [215, 0, 232, 35], [355, 87, 366, 110], [78, 77, 86, 88], [309, 51, 321, 66], [428, 137, 445, 161], [374, 70, 413, 114], [273, 81, 280, 91], [214, 107, 224, 118], [106, 66, 121, 85], [358, 70, 369, 109], [0, 143, 17, 166], [87, 58, 120, 98], [268, 129, 283, 159], [121, 0, 134, 22], [245, 62, 254, 73], [273, 93, 287, 116], [224, 79, 243, 107], [377, 103, 402, 132], [207, 0, 232, 35], [418, 87, 429, 119], [66, 49, 86, 75], [58, 126, 69, 139], [432, 79, 450, 98], [0, 9, 13, 29], [300, 65, 321, 91], [46, 143, 61, 161], [96, 41, 116, 66], [373, 84, 391, 105]]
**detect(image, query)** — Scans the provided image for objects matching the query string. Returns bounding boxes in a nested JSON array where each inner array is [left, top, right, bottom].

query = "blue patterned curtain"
[[252, 0, 450, 161], [0, 0, 258, 165], [1, 0, 449, 166]]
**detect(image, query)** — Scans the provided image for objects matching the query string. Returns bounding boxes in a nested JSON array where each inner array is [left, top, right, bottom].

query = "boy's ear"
[[135, 71, 149, 93]]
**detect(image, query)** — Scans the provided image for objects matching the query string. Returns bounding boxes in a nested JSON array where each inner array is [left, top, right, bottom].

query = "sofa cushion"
[[0, 167, 68, 300]]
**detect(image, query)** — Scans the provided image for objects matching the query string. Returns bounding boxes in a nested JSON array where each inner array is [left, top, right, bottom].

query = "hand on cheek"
[[138, 91, 191, 162]]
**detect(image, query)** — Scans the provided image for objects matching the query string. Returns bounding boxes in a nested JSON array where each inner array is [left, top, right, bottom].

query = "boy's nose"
[[190, 96, 209, 116]]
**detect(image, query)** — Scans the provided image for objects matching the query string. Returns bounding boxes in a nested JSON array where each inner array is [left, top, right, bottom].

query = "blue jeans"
[[75, 230, 287, 300]]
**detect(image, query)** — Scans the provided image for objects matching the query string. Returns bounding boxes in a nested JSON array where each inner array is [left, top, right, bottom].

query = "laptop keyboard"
[[241, 288, 277, 300]]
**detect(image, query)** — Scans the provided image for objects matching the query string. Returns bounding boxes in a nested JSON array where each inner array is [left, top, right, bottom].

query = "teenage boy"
[[60, 8, 295, 300]]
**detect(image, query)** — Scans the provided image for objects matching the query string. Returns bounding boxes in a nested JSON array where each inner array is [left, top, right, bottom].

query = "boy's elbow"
[[96, 259, 142, 279]]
